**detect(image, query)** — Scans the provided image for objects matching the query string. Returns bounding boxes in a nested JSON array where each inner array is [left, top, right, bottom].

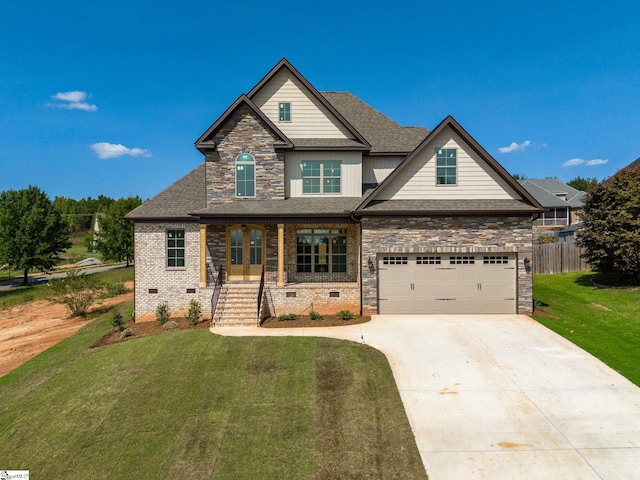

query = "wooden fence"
[[532, 243, 590, 274]]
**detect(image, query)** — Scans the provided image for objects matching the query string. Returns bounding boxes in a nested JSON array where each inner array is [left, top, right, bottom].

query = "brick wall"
[[264, 284, 361, 317], [360, 216, 534, 315], [134, 222, 212, 322]]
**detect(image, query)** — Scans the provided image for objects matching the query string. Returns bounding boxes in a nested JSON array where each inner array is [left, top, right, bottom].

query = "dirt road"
[[0, 288, 134, 378]]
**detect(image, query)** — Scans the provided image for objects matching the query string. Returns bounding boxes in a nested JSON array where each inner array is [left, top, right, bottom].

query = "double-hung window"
[[279, 102, 291, 122], [296, 228, 347, 273], [302, 161, 341, 194], [436, 148, 457, 185], [167, 229, 185, 267], [236, 153, 255, 197]]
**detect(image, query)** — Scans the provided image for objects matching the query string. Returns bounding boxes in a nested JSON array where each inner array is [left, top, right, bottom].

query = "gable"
[[251, 68, 355, 139], [375, 125, 523, 201]]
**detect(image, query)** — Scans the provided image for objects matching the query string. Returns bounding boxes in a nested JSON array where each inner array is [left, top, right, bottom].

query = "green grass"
[[0, 303, 427, 479], [533, 271, 640, 386], [0, 266, 134, 310]]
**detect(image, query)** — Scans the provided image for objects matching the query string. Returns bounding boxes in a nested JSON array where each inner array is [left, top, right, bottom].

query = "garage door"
[[378, 253, 516, 314]]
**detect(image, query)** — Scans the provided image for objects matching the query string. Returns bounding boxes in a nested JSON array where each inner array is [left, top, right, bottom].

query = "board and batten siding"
[[252, 69, 353, 139], [376, 126, 522, 200], [285, 151, 362, 197], [362, 155, 403, 185]]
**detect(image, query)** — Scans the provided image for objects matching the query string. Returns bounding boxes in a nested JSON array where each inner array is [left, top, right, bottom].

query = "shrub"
[[156, 302, 170, 324], [537, 234, 555, 244], [104, 281, 128, 298], [111, 310, 125, 332], [278, 312, 296, 321], [309, 310, 323, 321], [186, 299, 202, 326], [120, 328, 133, 339], [337, 310, 354, 320], [49, 270, 103, 317], [164, 320, 179, 330]]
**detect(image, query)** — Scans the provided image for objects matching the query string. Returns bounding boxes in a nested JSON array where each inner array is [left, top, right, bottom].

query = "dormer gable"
[[195, 94, 293, 154], [247, 59, 370, 149], [357, 116, 542, 213]]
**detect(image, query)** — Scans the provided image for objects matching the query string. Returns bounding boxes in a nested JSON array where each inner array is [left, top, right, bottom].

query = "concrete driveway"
[[213, 315, 640, 479]]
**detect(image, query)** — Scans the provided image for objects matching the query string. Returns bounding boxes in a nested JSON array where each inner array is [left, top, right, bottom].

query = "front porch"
[[199, 222, 362, 324]]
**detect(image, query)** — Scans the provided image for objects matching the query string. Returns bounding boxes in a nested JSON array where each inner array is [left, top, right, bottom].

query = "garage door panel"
[[378, 253, 517, 314]]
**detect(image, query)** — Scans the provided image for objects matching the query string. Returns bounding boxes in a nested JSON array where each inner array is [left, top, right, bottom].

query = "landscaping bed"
[[261, 314, 370, 328], [90, 317, 209, 348]]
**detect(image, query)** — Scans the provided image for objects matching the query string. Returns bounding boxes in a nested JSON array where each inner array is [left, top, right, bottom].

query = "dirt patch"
[[261, 314, 370, 328], [0, 284, 134, 378], [588, 302, 612, 311]]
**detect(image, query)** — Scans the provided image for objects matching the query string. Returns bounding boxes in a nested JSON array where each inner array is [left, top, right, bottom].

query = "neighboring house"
[[519, 179, 586, 229], [126, 58, 543, 323], [620, 157, 640, 172]]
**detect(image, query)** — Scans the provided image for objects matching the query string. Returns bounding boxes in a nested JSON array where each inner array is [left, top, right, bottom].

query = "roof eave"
[[353, 209, 541, 217]]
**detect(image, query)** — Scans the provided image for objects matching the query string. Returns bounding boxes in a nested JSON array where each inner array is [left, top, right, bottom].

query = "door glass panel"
[[230, 229, 243, 265], [249, 229, 262, 265]]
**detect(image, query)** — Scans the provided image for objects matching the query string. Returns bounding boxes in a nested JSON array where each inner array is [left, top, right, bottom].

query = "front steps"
[[212, 284, 261, 326]]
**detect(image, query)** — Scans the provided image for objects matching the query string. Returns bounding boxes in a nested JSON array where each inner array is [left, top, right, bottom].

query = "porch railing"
[[210, 264, 224, 327], [263, 261, 358, 285], [257, 264, 266, 326]]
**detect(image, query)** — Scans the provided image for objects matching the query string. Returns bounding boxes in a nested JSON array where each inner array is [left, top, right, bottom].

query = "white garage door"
[[378, 253, 517, 314]]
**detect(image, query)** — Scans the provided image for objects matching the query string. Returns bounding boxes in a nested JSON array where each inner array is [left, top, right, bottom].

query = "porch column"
[[199, 223, 207, 287], [277, 223, 285, 287]]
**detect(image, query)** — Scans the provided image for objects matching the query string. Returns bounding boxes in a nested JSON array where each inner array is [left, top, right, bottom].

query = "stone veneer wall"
[[205, 105, 285, 205], [134, 222, 212, 322], [360, 216, 534, 315]]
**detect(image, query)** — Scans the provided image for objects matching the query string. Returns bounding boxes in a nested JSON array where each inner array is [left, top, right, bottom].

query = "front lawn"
[[0, 309, 427, 479], [533, 271, 640, 386]]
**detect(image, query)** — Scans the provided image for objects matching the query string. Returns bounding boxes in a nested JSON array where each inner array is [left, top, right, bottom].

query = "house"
[[126, 58, 543, 324], [518, 178, 586, 229]]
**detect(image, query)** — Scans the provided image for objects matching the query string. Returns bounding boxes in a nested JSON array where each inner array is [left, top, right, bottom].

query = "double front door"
[[227, 225, 265, 281]]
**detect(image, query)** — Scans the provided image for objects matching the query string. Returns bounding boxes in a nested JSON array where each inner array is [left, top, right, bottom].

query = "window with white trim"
[[436, 148, 457, 185], [302, 161, 341, 194], [167, 229, 185, 267], [236, 153, 255, 197]]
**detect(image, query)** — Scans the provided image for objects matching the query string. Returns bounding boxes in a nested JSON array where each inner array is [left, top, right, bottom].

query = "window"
[[167, 229, 185, 267], [279, 102, 291, 122], [417, 256, 441, 265], [436, 148, 457, 185], [450, 256, 475, 265], [534, 208, 569, 227], [382, 256, 408, 265], [236, 153, 255, 197], [483, 255, 509, 264], [296, 228, 347, 273], [302, 161, 341, 194]]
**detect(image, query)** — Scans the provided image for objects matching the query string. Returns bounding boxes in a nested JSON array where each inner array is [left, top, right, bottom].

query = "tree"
[[0, 186, 71, 285], [576, 167, 640, 284], [94, 196, 142, 266], [567, 176, 598, 192]]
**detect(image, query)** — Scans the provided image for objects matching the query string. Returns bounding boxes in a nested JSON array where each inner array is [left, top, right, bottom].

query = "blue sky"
[[1, 0, 639, 200]]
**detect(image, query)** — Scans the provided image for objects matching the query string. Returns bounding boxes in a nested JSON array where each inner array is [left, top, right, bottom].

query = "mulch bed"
[[89, 318, 209, 349], [90, 314, 371, 348], [261, 314, 370, 328]]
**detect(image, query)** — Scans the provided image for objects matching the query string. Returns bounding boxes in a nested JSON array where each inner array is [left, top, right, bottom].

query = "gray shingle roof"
[[125, 164, 206, 221], [519, 179, 585, 208], [291, 138, 367, 149], [193, 196, 363, 217], [322, 92, 429, 154], [356, 199, 541, 215]]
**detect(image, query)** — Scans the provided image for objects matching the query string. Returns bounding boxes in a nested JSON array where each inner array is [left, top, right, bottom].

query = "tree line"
[[0, 186, 141, 285]]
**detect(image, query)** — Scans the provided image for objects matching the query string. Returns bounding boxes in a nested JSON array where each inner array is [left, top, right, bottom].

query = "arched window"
[[235, 153, 255, 197]]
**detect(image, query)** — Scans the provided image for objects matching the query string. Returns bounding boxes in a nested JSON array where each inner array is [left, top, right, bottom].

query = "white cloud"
[[48, 91, 97, 111], [563, 158, 608, 167], [586, 158, 608, 166], [498, 140, 532, 154], [90, 142, 151, 159]]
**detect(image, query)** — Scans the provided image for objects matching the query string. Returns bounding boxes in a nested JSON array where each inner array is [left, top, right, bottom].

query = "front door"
[[227, 225, 265, 281]]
